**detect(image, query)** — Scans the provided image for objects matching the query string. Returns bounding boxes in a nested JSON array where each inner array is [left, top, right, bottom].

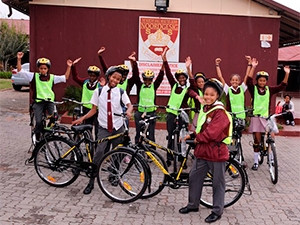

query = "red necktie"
[[107, 89, 113, 132]]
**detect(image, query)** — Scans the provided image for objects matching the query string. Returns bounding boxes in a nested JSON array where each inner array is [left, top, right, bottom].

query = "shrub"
[[57, 85, 82, 113], [0, 71, 12, 79]]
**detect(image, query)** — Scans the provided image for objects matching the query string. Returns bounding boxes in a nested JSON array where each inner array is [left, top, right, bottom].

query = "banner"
[[138, 16, 180, 62], [124, 60, 189, 96]]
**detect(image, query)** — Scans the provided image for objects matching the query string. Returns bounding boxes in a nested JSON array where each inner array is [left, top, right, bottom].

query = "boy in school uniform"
[[72, 65, 133, 194]]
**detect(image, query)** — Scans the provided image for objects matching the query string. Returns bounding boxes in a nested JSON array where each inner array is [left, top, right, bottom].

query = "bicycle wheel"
[[268, 142, 278, 184], [138, 147, 168, 199], [234, 142, 243, 165], [97, 147, 149, 203], [172, 132, 179, 172], [200, 159, 246, 208], [34, 136, 81, 187]]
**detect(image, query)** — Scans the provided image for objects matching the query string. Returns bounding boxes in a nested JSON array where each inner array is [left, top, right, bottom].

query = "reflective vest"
[[138, 84, 156, 112], [81, 81, 100, 109], [166, 84, 188, 115], [253, 86, 269, 117], [35, 73, 54, 102], [188, 89, 203, 120], [196, 105, 232, 145], [117, 79, 128, 91], [228, 86, 245, 119]]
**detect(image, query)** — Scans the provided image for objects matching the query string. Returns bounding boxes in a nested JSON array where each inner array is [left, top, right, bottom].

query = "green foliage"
[[58, 85, 82, 113], [0, 71, 12, 79], [0, 21, 29, 71]]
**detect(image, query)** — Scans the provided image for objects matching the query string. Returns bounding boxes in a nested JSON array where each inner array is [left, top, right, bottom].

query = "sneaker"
[[286, 120, 290, 125], [291, 121, 295, 126], [251, 163, 259, 171]]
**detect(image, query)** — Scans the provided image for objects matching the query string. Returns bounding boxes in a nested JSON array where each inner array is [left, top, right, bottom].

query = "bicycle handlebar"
[[62, 97, 89, 105], [35, 98, 65, 105], [229, 109, 254, 117]]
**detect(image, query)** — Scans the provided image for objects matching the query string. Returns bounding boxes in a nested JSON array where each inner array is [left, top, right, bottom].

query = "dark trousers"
[[283, 111, 294, 122], [32, 102, 54, 138], [82, 106, 98, 138], [88, 125, 125, 183], [134, 111, 156, 144], [188, 159, 226, 216]]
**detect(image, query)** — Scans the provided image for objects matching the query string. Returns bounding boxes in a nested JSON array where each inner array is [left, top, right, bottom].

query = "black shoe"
[[251, 163, 259, 171], [179, 206, 199, 214], [83, 183, 94, 195], [205, 212, 221, 223]]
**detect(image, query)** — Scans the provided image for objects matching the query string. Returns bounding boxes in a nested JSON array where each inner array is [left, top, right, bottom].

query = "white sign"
[[260, 34, 273, 41], [138, 16, 180, 62]]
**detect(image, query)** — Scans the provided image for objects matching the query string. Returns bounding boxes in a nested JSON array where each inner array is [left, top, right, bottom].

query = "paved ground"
[[1, 89, 300, 225]]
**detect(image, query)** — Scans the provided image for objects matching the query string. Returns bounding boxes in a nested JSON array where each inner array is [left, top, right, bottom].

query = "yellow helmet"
[[175, 69, 188, 79], [87, 65, 100, 76], [117, 64, 129, 77], [194, 72, 207, 81], [256, 71, 269, 80], [36, 58, 51, 68], [142, 69, 155, 79]]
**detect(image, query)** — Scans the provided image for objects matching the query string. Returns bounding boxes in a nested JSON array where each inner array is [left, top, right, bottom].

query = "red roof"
[[0, 18, 29, 35], [278, 45, 300, 61]]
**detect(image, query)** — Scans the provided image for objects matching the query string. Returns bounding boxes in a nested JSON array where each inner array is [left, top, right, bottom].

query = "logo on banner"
[[139, 16, 180, 62]]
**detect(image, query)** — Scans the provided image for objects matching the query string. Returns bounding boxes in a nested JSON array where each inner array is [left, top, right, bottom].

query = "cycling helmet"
[[256, 71, 269, 80], [175, 69, 188, 80], [194, 72, 207, 81], [87, 65, 100, 76], [36, 58, 51, 68], [203, 78, 224, 98], [117, 64, 129, 77], [142, 69, 155, 79], [105, 66, 123, 78]]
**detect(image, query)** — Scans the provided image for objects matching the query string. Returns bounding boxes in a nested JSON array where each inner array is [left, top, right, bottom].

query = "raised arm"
[[128, 51, 141, 86], [162, 48, 175, 86], [17, 52, 24, 72], [65, 59, 73, 80], [247, 58, 258, 79], [71, 57, 85, 85], [215, 58, 225, 86], [97, 46, 108, 73], [282, 65, 290, 84], [185, 56, 193, 79]]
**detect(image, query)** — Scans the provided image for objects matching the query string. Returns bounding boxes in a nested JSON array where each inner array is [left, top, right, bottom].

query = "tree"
[[0, 21, 29, 71]]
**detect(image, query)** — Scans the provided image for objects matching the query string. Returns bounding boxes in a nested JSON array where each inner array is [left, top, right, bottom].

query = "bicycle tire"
[[138, 147, 168, 199], [97, 147, 149, 204], [200, 159, 246, 208], [173, 132, 179, 173], [234, 142, 243, 165], [72, 129, 94, 162], [34, 136, 81, 187], [268, 142, 278, 184]]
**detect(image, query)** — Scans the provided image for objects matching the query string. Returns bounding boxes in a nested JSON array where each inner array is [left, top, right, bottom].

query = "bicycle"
[[256, 112, 286, 184], [228, 109, 253, 167], [26, 98, 74, 163], [32, 113, 149, 203], [98, 114, 251, 207]]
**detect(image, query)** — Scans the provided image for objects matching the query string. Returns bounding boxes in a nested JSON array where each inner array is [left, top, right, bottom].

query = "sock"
[[254, 152, 259, 164]]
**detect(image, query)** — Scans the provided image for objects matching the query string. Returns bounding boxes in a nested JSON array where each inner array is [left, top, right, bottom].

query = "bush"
[[58, 85, 82, 113], [0, 71, 12, 79]]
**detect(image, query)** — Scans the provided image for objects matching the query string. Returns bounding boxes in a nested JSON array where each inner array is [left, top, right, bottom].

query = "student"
[[130, 53, 165, 143], [246, 59, 290, 170], [215, 56, 252, 120], [179, 78, 231, 224], [282, 94, 295, 126], [185, 56, 206, 131], [72, 57, 104, 138], [97, 46, 136, 95], [72, 65, 133, 195], [161, 49, 195, 166], [16, 52, 72, 140]]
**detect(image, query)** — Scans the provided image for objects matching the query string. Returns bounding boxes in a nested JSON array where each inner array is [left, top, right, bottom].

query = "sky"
[[0, 0, 299, 19]]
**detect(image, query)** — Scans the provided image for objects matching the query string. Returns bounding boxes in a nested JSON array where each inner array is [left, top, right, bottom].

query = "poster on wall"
[[124, 60, 188, 96], [138, 16, 180, 62]]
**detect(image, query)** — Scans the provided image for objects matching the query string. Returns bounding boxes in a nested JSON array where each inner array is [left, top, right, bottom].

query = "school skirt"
[[248, 117, 267, 133]]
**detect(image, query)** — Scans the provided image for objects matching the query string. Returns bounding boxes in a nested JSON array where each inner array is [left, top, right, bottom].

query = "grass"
[[0, 79, 12, 90]]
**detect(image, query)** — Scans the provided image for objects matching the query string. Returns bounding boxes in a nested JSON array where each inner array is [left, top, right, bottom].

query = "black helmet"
[[142, 69, 155, 79], [105, 66, 123, 78], [175, 69, 188, 80], [194, 72, 207, 81], [203, 78, 224, 98], [36, 58, 51, 68], [256, 71, 269, 80], [87, 65, 101, 76], [117, 64, 129, 77]]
